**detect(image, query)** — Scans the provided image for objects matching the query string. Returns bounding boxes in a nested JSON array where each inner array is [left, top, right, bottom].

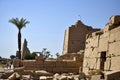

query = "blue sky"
[[0, 0, 120, 58]]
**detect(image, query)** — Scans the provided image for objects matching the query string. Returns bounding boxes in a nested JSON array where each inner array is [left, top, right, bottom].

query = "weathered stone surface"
[[110, 56, 120, 70], [14, 53, 83, 73], [109, 26, 120, 42], [13, 15, 120, 78], [21, 39, 31, 60], [91, 75, 103, 80], [63, 20, 100, 54], [109, 41, 120, 56], [83, 15, 120, 75]]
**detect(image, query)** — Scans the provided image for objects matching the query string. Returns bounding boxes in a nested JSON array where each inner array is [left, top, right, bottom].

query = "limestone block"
[[110, 56, 120, 70], [99, 37, 109, 52], [88, 58, 97, 69], [55, 61, 67, 67], [23, 61, 35, 67], [36, 60, 44, 65], [96, 59, 101, 70], [91, 75, 103, 80], [92, 48, 99, 57], [109, 26, 120, 42], [35, 64, 44, 67], [83, 67, 89, 75], [85, 48, 99, 58], [110, 15, 120, 25], [83, 58, 88, 68], [104, 58, 111, 71], [44, 61, 56, 67], [13, 59, 21, 67], [100, 31, 109, 38], [109, 41, 120, 56], [75, 62, 83, 68], [83, 58, 96, 70], [84, 48, 92, 57], [85, 38, 92, 48], [86, 35, 99, 49], [36, 65, 45, 68], [91, 36, 99, 48], [66, 61, 76, 68]]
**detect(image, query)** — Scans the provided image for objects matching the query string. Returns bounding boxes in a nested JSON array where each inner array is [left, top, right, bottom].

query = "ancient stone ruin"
[[3, 15, 120, 80], [62, 20, 100, 54], [83, 15, 120, 80], [21, 39, 30, 60]]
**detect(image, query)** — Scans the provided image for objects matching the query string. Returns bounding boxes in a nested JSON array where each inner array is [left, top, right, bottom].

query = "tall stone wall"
[[62, 20, 100, 54], [83, 15, 120, 74]]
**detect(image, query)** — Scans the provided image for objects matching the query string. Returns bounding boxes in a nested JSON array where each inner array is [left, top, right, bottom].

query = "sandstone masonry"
[[62, 20, 100, 54], [83, 15, 120, 74]]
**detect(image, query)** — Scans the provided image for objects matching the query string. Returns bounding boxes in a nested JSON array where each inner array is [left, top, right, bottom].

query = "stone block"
[[109, 41, 120, 56], [89, 58, 97, 69], [36, 60, 44, 65], [109, 26, 120, 42], [100, 31, 109, 38], [75, 62, 83, 68], [110, 56, 120, 70], [93, 48, 99, 57], [86, 38, 92, 48], [104, 58, 111, 71], [55, 61, 67, 67], [86, 35, 99, 49], [91, 35, 99, 48], [110, 15, 120, 25], [99, 37, 109, 52], [44, 61, 56, 67], [66, 61, 76, 68], [84, 48, 92, 57], [91, 75, 103, 80], [23, 60, 36, 66]]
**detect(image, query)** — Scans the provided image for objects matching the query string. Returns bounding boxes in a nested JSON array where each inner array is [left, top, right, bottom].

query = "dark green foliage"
[[10, 55, 16, 59], [24, 52, 37, 60], [56, 53, 60, 58], [24, 52, 32, 60], [31, 52, 37, 59], [41, 48, 51, 59]]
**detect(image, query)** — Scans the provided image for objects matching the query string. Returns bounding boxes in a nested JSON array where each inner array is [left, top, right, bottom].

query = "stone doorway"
[[100, 51, 106, 71]]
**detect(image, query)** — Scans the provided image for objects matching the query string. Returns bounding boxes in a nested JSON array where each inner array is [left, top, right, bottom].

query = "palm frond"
[[9, 17, 30, 30]]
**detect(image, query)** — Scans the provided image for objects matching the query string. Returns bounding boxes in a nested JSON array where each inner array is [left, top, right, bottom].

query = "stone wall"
[[83, 15, 120, 74], [14, 53, 83, 74], [22, 56, 82, 73], [62, 20, 100, 54]]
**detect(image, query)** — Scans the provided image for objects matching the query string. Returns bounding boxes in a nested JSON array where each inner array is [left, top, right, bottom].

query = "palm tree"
[[9, 18, 29, 59], [56, 52, 60, 58]]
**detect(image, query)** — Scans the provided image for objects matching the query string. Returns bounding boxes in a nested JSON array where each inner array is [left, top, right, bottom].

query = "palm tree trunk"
[[18, 30, 21, 59]]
